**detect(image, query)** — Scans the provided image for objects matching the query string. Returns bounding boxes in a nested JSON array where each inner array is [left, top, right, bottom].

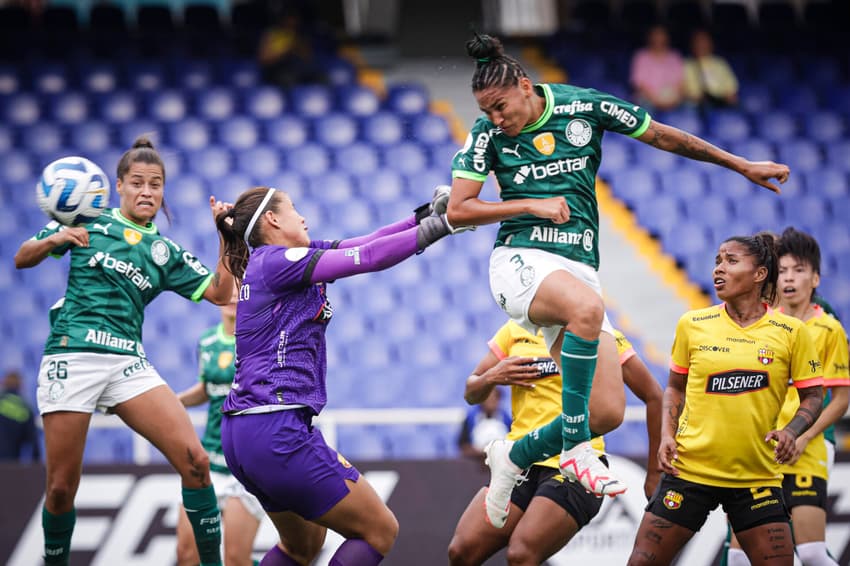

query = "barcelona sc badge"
[[663, 490, 683, 510], [758, 348, 775, 365]]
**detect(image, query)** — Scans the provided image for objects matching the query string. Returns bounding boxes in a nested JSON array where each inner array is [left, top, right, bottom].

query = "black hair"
[[776, 226, 821, 275], [116, 135, 171, 222], [722, 231, 779, 304], [465, 33, 528, 92], [215, 186, 283, 280]]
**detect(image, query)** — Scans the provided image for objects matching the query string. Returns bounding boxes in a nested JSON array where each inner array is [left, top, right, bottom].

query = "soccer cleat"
[[559, 441, 627, 497], [483, 439, 522, 528]]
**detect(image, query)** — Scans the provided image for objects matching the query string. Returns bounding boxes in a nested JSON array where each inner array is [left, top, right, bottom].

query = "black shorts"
[[782, 474, 828, 511], [646, 474, 788, 533], [508, 456, 607, 528]]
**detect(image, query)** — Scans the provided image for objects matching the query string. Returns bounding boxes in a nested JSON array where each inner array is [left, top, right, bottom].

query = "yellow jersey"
[[488, 322, 636, 468], [777, 305, 850, 480], [669, 304, 822, 488]]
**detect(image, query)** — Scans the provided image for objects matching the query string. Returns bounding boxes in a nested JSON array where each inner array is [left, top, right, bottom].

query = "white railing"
[[83, 405, 648, 465]]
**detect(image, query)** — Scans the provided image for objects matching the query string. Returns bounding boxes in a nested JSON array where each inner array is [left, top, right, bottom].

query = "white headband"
[[243, 188, 277, 248]]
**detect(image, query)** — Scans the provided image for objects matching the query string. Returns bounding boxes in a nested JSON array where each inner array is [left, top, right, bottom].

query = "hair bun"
[[132, 135, 156, 150], [465, 33, 504, 61]]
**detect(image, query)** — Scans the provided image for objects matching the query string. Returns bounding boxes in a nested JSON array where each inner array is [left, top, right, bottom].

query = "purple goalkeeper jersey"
[[223, 216, 420, 415]]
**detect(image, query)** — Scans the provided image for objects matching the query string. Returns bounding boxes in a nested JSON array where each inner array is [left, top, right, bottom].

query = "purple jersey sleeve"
[[309, 224, 419, 284], [258, 246, 323, 290]]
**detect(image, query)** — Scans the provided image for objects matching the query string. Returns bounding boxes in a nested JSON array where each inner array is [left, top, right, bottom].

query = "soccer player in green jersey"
[[446, 33, 791, 528], [176, 288, 264, 566], [14, 137, 235, 566]]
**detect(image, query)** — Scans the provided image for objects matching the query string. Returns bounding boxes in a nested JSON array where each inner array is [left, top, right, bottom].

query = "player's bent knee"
[[568, 300, 604, 337], [506, 539, 541, 566], [447, 534, 476, 566], [45, 481, 76, 512]]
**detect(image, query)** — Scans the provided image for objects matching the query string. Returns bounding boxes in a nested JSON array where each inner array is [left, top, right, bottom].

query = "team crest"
[[663, 490, 683, 510], [150, 240, 170, 266], [123, 228, 143, 245], [218, 351, 234, 369], [533, 132, 556, 155], [519, 265, 536, 287], [566, 119, 592, 147], [758, 348, 775, 365], [337, 453, 353, 468]]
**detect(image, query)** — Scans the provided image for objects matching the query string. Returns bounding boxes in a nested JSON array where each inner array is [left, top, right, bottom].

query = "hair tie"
[[477, 57, 490, 63], [243, 188, 277, 248]]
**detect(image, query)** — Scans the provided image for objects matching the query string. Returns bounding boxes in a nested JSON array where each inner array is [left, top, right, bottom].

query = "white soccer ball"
[[36, 156, 110, 226]]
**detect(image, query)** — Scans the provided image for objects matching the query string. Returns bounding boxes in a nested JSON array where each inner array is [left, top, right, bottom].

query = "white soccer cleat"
[[559, 441, 627, 497], [483, 439, 522, 528]]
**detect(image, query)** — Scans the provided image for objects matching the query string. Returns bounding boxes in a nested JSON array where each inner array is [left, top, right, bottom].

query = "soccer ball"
[[36, 156, 110, 226]]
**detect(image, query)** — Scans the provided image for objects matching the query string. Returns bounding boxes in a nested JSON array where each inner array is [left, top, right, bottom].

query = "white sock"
[[727, 547, 751, 566], [796, 541, 838, 566]]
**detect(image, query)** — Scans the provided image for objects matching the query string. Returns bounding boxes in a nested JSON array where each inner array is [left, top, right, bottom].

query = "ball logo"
[[533, 132, 556, 155], [565, 119, 592, 147], [150, 240, 170, 266], [663, 490, 683, 510]]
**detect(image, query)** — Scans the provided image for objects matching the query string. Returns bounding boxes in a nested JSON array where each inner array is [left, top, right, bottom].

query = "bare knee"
[[45, 479, 78, 513], [176, 446, 211, 488], [447, 533, 476, 566], [366, 511, 399, 556], [176, 539, 197, 566], [589, 400, 624, 435], [565, 299, 604, 339], [223, 546, 252, 566], [506, 538, 541, 566]]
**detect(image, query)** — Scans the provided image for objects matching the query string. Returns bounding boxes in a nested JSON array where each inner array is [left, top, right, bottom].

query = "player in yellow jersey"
[[628, 233, 824, 566], [726, 228, 849, 566], [448, 322, 662, 565]]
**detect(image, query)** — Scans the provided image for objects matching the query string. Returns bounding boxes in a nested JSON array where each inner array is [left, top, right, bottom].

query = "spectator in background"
[[683, 30, 739, 110], [458, 387, 512, 459], [0, 370, 40, 462], [629, 25, 685, 112], [257, 4, 327, 89]]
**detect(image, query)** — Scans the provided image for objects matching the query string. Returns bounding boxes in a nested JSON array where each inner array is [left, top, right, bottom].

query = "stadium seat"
[[385, 83, 429, 116], [266, 170, 306, 200], [777, 85, 820, 114], [335, 425, 388, 460], [323, 57, 357, 86], [777, 139, 822, 173], [825, 141, 850, 172], [0, 64, 20, 96], [69, 121, 113, 155], [361, 112, 404, 147], [738, 84, 773, 115], [195, 87, 236, 122], [0, 124, 13, 153], [659, 107, 703, 136], [234, 145, 281, 181], [264, 114, 309, 149], [0, 151, 35, 184], [659, 168, 706, 200], [597, 138, 632, 178], [290, 85, 333, 118], [410, 114, 451, 147], [334, 143, 380, 176], [166, 118, 210, 152], [314, 113, 359, 148], [803, 111, 845, 144], [784, 194, 829, 227], [707, 111, 751, 145], [632, 142, 680, 171], [753, 110, 798, 143], [609, 167, 657, 210], [22, 123, 64, 158], [127, 62, 165, 92], [118, 118, 158, 148], [730, 139, 776, 162], [384, 425, 442, 458], [286, 143, 330, 177], [185, 146, 233, 181], [169, 174, 207, 208], [211, 171, 251, 202], [358, 170, 405, 203], [805, 169, 847, 199], [429, 141, 460, 170], [336, 85, 380, 118], [146, 90, 188, 123], [217, 116, 259, 150], [31, 64, 69, 95], [382, 142, 428, 175], [308, 171, 356, 205], [175, 60, 214, 91], [5, 93, 41, 126], [243, 86, 285, 120], [51, 92, 89, 125], [218, 59, 261, 90], [99, 91, 138, 124], [405, 167, 451, 199]]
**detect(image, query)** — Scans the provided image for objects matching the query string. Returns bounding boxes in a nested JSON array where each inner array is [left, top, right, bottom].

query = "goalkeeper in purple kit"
[[214, 185, 464, 565]]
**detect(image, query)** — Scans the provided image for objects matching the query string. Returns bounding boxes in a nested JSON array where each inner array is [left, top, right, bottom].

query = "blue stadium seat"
[[659, 168, 706, 200], [235, 145, 281, 181], [382, 142, 428, 175], [336, 85, 380, 118], [69, 121, 112, 154], [803, 111, 844, 144], [334, 143, 379, 176], [358, 169, 405, 203], [80, 63, 117, 94], [755, 58, 797, 89], [753, 111, 797, 143], [730, 139, 776, 162], [361, 112, 404, 147], [5, 93, 41, 126], [22, 123, 64, 157], [777, 139, 822, 173], [51, 92, 89, 125], [84, 429, 133, 464], [707, 168, 754, 197], [175, 60, 213, 91], [0, 64, 20, 95], [212, 171, 252, 202], [118, 118, 158, 148], [634, 194, 681, 239], [805, 169, 847, 199], [31, 63, 69, 94], [598, 137, 632, 178], [738, 84, 773, 115], [824, 85, 850, 116], [195, 87, 236, 122], [429, 141, 460, 169], [218, 59, 260, 90], [290, 85, 333, 118], [784, 195, 829, 227], [412, 372, 466, 407], [800, 57, 841, 89], [169, 174, 207, 208], [324, 57, 357, 86], [825, 141, 850, 172], [410, 114, 451, 146], [659, 107, 703, 136], [243, 86, 285, 120], [146, 90, 188, 123], [632, 142, 680, 172], [0, 151, 35, 184], [707, 111, 751, 144], [609, 167, 657, 210], [264, 114, 309, 149], [99, 91, 138, 124], [308, 171, 355, 204], [384, 425, 443, 459], [335, 425, 388, 460], [127, 61, 165, 92], [185, 146, 233, 181], [314, 113, 358, 148], [776, 85, 819, 114], [736, 193, 783, 227], [217, 116, 259, 150], [286, 143, 330, 177], [405, 168, 451, 199], [167, 118, 210, 151], [385, 83, 429, 116], [266, 170, 306, 200], [0, 123, 13, 153]]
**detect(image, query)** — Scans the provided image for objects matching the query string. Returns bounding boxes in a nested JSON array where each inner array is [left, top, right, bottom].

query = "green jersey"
[[196, 324, 235, 474], [452, 83, 651, 269], [36, 208, 214, 357]]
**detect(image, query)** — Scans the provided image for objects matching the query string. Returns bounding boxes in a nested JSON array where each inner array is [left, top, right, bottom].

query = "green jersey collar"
[[216, 323, 236, 345], [521, 84, 554, 134], [111, 208, 158, 234]]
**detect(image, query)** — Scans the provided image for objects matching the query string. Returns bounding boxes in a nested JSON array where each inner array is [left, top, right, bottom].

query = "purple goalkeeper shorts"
[[221, 408, 360, 520]]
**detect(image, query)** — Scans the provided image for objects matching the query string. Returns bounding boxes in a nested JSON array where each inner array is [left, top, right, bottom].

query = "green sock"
[[508, 417, 563, 469], [42, 506, 75, 565], [182, 486, 222, 566], [559, 331, 598, 449]]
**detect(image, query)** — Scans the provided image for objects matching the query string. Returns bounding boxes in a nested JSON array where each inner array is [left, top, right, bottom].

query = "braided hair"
[[723, 232, 779, 304], [465, 33, 528, 92]]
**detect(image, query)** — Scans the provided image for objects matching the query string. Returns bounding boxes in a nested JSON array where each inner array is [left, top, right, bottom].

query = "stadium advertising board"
[[2, 455, 850, 565]]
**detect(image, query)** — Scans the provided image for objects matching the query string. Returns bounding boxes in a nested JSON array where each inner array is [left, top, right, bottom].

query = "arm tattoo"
[[211, 272, 221, 289], [645, 123, 730, 167], [784, 387, 823, 437]]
